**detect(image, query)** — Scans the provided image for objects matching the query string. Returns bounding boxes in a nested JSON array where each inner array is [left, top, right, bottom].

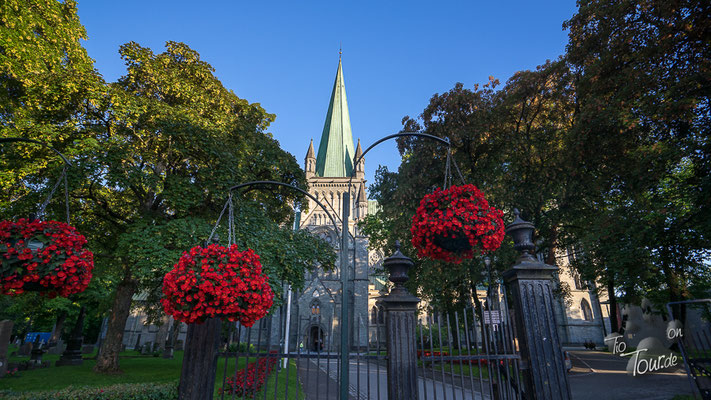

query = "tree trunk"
[[94, 277, 137, 373], [156, 315, 170, 352], [50, 311, 67, 344], [545, 224, 558, 267], [607, 277, 619, 333], [662, 263, 686, 324], [168, 319, 181, 347]]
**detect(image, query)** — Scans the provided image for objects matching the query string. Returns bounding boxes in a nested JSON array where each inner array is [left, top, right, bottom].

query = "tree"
[[363, 62, 581, 308], [73, 41, 332, 373], [2, 36, 333, 373], [0, 0, 101, 210], [563, 0, 711, 318]]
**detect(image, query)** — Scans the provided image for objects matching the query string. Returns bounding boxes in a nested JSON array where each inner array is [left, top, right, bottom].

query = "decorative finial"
[[395, 240, 401, 252], [339, 43, 342, 59], [506, 207, 536, 261]]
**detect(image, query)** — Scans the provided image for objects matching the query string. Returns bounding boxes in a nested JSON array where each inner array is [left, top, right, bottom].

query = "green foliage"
[[369, 0, 711, 312], [0, 0, 102, 210], [562, 0, 711, 315], [228, 342, 256, 353], [0, 382, 178, 400]]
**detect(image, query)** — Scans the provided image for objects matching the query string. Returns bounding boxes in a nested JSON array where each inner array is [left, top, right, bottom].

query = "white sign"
[[483, 310, 501, 325]]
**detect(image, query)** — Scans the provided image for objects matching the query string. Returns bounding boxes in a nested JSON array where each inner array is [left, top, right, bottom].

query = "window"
[[311, 300, 320, 315], [377, 306, 385, 324], [572, 271, 583, 290], [581, 299, 593, 321], [371, 307, 378, 324]]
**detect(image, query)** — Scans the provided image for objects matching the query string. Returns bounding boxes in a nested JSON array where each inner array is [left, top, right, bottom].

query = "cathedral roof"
[[357, 181, 367, 203], [305, 139, 315, 159], [354, 138, 363, 160], [315, 57, 356, 177]]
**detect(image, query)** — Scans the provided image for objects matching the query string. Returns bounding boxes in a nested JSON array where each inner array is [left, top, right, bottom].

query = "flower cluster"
[[417, 350, 450, 358], [161, 244, 274, 326], [219, 355, 278, 397], [0, 219, 93, 297], [411, 185, 504, 263]]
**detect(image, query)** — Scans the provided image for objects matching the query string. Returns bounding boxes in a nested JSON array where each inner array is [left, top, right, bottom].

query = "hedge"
[[0, 382, 178, 400]]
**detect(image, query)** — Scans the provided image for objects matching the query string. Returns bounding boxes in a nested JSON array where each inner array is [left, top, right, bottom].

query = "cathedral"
[[280, 55, 386, 352], [120, 56, 610, 353]]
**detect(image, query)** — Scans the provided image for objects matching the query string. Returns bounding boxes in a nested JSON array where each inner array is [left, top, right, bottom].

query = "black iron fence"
[[415, 284, 522, 400], [212, 281, 522, 400], [667, 299, 711, 400]]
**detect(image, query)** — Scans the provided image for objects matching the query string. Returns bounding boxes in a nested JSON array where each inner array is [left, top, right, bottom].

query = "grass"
[[2, 346, 303, 398]]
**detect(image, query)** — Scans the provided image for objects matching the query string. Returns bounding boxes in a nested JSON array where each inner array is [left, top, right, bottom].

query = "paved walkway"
[[297, 355, 485, 399], [568, 350, 695, 400]]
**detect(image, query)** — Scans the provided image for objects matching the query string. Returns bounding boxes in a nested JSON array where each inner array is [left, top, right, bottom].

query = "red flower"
[[161, 244, 274, 326], [219, 357, 278, 397], [410, 185, 504, 263], [0, 219, 93, 297]]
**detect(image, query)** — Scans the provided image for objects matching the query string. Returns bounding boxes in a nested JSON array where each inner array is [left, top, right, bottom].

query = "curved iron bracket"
[[0, 137, 73, 167], [351, 131, 449, 171], [229, 180, 340, 237]]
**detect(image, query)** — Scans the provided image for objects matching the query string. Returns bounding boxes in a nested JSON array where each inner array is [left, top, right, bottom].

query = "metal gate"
[[214, 286, 389, 400], [214, 279, 521, 400], [415, 283, 522, 400]]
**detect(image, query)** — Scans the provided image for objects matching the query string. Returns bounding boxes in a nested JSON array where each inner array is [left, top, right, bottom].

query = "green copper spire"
[[315, 57, 356, 177]]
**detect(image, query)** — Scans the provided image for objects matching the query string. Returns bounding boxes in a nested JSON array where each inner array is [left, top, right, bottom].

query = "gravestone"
[[175, 340, 184, 351], [56, 307, 85, 366], [141, 341, 152, 355], [17, 342, 32, 357], [47, 339, 65, 355], [0, 320, 13, 377], [29, 336, 45, 366]]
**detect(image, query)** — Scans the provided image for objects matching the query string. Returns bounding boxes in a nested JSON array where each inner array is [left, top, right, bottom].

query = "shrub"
[[0, 382, 178, 399], [228, 342, 256, 353]]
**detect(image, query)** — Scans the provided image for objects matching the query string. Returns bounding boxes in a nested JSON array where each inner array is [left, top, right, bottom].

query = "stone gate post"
[[503, 210, 572, 399], [381, 241, 420, 400]]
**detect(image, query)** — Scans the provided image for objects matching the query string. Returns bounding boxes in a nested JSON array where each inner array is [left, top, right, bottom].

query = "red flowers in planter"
[[411, 185, 504, 263], [0, 218, 94, 297], [161, 244, 274, 326], [219, 355, 278, 397]]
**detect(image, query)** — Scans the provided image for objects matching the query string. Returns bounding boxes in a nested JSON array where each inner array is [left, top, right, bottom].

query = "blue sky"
[[77, 0, 578, 185]]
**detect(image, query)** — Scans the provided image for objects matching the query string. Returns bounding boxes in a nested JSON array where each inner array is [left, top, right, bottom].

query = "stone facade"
[[551, 248, 610, 345]]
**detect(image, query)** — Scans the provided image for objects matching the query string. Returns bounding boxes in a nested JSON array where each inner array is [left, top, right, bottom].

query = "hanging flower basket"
[[0, 218, 94, 297], [161, 244, 274, 326], [410, 184, 504, 263]]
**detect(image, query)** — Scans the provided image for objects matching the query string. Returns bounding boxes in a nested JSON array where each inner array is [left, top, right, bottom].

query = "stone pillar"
[[381, 241, 420, 400], [0, 320, 13, 377], [56, 306, 85, 366], [503, 210, 572, 399], [178, 318, 221, 400]]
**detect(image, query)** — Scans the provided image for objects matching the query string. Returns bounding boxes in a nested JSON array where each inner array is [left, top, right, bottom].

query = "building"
[[551, 249, 610, 345], [121, 56, 610, 352]]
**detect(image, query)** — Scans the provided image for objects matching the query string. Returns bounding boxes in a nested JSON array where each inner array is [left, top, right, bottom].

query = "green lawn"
[[2, 347, 303, 398]]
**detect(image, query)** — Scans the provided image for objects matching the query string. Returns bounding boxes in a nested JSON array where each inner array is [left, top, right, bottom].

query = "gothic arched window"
[[311, 300, 321, 315], [581, 299, 593, 321], [371, 307, 378, 324]]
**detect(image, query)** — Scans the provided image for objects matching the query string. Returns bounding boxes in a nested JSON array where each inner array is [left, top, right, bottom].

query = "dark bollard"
[[381, 241, 421, 400], [503, 209, 572, 399]]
